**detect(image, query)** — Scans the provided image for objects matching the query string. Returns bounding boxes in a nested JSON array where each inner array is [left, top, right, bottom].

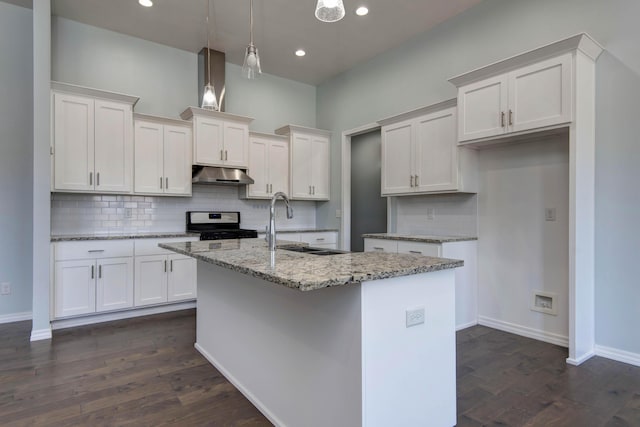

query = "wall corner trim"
[[30, 326, 53, 341]]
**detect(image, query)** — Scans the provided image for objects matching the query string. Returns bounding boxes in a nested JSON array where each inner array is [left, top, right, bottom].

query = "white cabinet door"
[[167, 255, 197, 302], [53, 93, 95, 191], [269, 139, 289, 195], [363, 239, 398, 253], [94, 100, 133, 193], [290, 133, 313, 199], [397, 241, 442, 257], [508, 54, 572, 133], [134, 255, 168, 306], [381, 120, 413, 195], [223, 121, 249, 167], [194, 116, 224, 166], [311, 136, 330, 200], [414, 107, 458, 193], [457, 74, 508, 142], [163, 125, 192, 195], [96, 257, 134, 312], [55, 260, 96, 317], [247, 136, 270, 198], [134, 120, 164, 194]]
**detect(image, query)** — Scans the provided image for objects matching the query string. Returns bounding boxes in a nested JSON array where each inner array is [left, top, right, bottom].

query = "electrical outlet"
[[1, 282, 10, 296], [335, 209, 342, 218], [406, 307, 425, 327], [426, 208, 435, 221], [125, 208, 133, 218], [545, 208, 556, 222], [531, 290, 557, 315]]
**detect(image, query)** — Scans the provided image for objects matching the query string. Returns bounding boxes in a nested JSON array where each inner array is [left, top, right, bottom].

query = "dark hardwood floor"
[[1, 310, 639, 426]]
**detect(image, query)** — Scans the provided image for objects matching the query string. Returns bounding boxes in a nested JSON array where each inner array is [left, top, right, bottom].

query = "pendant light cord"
[[249, 0, 254, 46], [206, 0, 211, 86]]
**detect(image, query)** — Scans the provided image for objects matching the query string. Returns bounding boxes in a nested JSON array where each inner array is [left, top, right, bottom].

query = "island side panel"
[[195, 261, 362, 427], [361, 269, 456, 427]]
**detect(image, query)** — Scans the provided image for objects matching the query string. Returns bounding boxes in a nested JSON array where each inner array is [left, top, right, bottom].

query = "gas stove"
[[186, 211, 258, 241]]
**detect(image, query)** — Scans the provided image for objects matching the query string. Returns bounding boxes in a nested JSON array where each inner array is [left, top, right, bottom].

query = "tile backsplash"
[[393, 193, 478, 237], [51, 185, 316, 235]]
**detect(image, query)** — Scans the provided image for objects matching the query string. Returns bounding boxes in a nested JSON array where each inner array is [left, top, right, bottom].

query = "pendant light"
[[242, 0, 262, 79], [201, 0, 219, 110], [315, 0, 345, 22]]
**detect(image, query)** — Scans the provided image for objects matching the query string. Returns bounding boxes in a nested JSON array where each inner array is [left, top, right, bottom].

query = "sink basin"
[[279, 245, 349, 256]]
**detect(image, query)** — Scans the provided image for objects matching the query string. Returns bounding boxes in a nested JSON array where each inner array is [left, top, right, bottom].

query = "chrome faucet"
[[268, 192, 293, 251]]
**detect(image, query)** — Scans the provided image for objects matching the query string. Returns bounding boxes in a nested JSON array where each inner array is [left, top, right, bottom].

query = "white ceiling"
[[6, 0, 483, 85]]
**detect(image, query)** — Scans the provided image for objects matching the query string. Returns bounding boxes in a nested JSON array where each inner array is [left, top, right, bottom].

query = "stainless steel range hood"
[[192, 166, 255, 185]]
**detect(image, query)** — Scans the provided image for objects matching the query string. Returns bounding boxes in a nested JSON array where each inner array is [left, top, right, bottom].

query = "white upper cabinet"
[[181, 107, 253, 168], [134, 115, 192, 197], [246, 132, 289, 199], [51, 82, 138, 194], [452, 52, 573, 144], [379, 100, 477, 196], [275, 125, 331, 201]]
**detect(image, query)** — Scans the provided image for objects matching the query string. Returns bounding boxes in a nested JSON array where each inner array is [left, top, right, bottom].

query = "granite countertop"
[[159, 238, 463, 292], [362, 233, 477, 243], [51, 232, 200, 242]]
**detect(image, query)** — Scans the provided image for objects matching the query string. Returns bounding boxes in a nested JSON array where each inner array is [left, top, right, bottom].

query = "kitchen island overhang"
[[160, 239, 462, 427]]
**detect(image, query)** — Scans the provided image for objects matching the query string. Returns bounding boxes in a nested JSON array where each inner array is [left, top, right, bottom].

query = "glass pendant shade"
[[315, 0, 345, 22], [201, 83, 218, 110], [242, 44, 262, 79]]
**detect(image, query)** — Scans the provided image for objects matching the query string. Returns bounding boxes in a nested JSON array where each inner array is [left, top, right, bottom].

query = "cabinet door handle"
[[312, 186, 315, 195], [160, 177, 163, 189], [164, 260, 167, 273], [98, 265, 102, 278], [89, 172, 93, 186], [270, 184, 273, 193], [96, 172, 100, 186], [225, 150, 228, 161], [415, 175, 419, 187], [165, 177, 169, 189], [501, 111, 505, 127], [266, 183, 269, 193], [170, 260, 173, 272], [410, 175, 414, 187], [409, 250, 422, 255], [91, 265, 94, 279], [509, 109, 513, 126], [309, 185, 312, 195], [220, 150, 224, 161]]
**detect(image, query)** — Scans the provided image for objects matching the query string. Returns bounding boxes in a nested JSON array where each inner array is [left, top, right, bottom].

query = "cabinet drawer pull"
[[160, 177, 163, 189], [89, 172, 93, 186], [509, 109, 513, 126], [98, 265, 102, 278], [501, 111, 505, 127], [96, 172, 100, 186], [164, 260, 167, 273], [170, 260, 173, 272], [87, 249, 105, 253], [165, 177, 169, 189], [220, 150, 224, 161], [315, 238, 325, 241], [91, 265, 94, 279], [373, 247, 384, 251], [409, 250, 422, 254]]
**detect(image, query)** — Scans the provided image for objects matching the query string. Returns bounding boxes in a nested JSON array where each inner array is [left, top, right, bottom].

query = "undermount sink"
[[279, 245, 349, 256]]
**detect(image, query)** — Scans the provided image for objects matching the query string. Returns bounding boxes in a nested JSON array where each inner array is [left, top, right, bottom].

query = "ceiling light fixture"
[[138, 0, 153, 7], [201, 0, 218, 110], [355, 6, 368, 16], [295, 49, 306, 57], [315, 0, 345, 22], [242, 0, 262, 79]]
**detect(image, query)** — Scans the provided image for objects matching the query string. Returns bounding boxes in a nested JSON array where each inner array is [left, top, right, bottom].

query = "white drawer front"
[[55, 240, 134, 261], [134, 237, 198, 256], [397, 241, 441, 257], [364, 239, 398, 253], [299, 232, 337, 245]]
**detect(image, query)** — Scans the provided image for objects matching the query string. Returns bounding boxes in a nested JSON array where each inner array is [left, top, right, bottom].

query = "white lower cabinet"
[[364, 237, 478, 329], [52, 237, 197, 319]]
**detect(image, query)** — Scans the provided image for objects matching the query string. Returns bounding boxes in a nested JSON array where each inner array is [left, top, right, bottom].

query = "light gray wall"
[[0, 2, 33, 318], [317, 0, 640, 354]]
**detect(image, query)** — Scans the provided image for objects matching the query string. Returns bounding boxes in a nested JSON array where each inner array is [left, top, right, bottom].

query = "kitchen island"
[[160, 238, 462, 427]]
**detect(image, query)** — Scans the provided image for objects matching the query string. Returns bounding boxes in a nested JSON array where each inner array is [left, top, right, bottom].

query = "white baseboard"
[[51, 301, 196, 330], [30, 327, 52, 341], [478, 315, 569, 348], [0, 311, 32, 324], [595, 345, 640, 368], [456, 320, 478, 331], [195, 342, 286, 427]]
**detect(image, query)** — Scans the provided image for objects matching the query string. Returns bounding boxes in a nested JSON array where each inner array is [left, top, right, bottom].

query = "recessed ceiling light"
[[139, 0, 153, 7], [355, 6, 369, 16], [295, 49, 306, 57]]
